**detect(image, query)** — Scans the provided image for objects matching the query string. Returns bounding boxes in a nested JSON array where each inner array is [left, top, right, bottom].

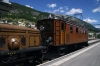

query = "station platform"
[[37, 39, 100, 66]]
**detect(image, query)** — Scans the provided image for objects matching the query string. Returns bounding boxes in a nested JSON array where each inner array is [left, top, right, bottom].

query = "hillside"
[[1, 2, 50, 22], [0, 2, 99, 32]]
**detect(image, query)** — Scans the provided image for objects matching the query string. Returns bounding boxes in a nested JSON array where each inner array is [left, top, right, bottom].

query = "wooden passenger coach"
[[37, 18, 88, 55]]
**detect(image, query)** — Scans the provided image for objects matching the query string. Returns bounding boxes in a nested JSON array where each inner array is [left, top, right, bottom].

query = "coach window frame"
[[70, 26, 73, 33], [61, 22, 64, 31]]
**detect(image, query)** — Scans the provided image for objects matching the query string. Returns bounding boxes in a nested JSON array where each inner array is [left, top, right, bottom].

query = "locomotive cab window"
[[45, 21, 52, 31], [70, 26, 73, 33], [37, 20, 52, 31], [76, 28, 78, 34], [61, 23, 64, 30]]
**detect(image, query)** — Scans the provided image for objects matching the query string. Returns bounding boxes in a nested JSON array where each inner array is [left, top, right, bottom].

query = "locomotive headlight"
[[11, 38, 15, 42], [9, 38, 20, 50]]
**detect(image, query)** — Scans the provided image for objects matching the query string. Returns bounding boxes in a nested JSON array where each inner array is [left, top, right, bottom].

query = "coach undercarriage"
[[46, 42, 88, 56]]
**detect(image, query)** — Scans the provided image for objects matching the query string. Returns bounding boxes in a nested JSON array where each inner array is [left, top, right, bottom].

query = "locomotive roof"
[[0, 24, 39, 31], [38, 19, 86, 29]]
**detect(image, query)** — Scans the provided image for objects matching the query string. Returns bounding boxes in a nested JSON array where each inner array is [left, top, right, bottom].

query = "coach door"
[[54, 20, 60, 45], [61, 22, 66, 45]]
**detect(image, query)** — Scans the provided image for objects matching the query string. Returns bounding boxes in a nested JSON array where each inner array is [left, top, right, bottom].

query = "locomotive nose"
[[9, 38, 20, 50]]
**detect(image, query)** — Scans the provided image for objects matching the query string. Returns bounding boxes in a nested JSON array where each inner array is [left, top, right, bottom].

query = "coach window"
[[70, 26, 73, 33], [61, 23, 64, 30], [84, 30, 85, 34], [82, 29, 84, 34], [76, 28, 78, 34], [45, 21, 52, 30]]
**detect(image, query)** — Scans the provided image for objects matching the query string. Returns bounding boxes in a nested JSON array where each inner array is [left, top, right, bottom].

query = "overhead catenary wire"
[[27, 0, 99, 22], [56, 0, 84, 19], [78, 0, 100, 17], [56, 0, 90, 27], [86, 0, 100, 18], [70, 0, 89, 18], [77, 0, 100, 25], [57, 0, 67, 6]]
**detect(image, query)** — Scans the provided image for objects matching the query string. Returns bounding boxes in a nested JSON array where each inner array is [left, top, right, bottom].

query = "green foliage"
[[13, 22, 17, 25], [1, 2, 49, 22], [24, 21, 29, 27], [97, 34, 100, 38]]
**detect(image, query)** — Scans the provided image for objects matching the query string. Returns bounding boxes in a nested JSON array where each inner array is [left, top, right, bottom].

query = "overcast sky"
[[10, 0, 100, 28]]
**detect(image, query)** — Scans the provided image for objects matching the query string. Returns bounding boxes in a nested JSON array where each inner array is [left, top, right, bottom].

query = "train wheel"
[[74, 44, 77, 50], [22, 60, 30, 66], [32, 52, 44, 64], [58, 48, 66, 56], [80, 43, 84, 48], [37, 54, 44, 64], [85, 42, 89, 46]]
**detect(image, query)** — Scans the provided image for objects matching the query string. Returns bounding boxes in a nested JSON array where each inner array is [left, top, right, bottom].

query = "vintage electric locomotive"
[[0, 24, 46, 64], [37, 16, 88, 55]]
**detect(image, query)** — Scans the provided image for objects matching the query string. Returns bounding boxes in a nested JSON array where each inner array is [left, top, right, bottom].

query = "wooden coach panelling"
[[60, 21, 66, 45], [54, 20, 61, 46], [71, 26, 87, 44], [65, 24, 70, 44], [65, 22, 88, 45], [29, 35, 40, 47], [54, 20, 66, 46], [61, 31, 65, 44], [29, 36, 35, 46]]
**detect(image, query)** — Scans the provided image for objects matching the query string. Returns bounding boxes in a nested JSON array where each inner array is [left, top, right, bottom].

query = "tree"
[[13, 22, 17, 25]]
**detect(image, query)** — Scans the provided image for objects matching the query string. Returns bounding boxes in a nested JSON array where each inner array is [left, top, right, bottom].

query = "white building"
[[88, 32, 95, 39], [28, 22, 37, 29], [18, 21, 24, 26], [8, 22, 12, 25], [0, 20, 4, 23]]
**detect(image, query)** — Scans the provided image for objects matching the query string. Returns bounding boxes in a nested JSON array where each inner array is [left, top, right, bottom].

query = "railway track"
[[1, 39, 100, 66]]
